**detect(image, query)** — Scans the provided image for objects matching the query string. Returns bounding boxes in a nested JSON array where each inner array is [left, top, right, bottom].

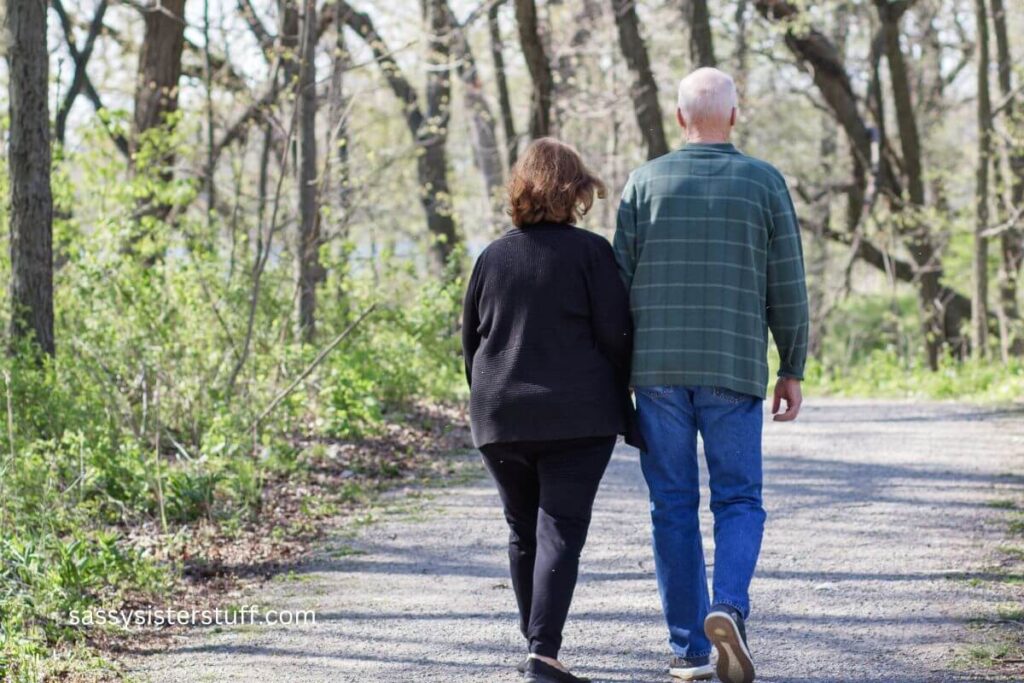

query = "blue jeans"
[[635, 385, 766, 660]]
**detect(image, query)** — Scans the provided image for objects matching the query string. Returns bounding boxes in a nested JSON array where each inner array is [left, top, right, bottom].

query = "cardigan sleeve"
[[461, 255, 484, 388]]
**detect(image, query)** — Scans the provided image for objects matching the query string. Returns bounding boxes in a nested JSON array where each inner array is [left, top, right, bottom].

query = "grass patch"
[[958, 497, 1024, 678], [1009, 515, 1024, 537]]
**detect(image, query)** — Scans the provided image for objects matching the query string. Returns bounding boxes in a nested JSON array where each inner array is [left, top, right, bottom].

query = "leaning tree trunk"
[[336, 1, 461, 276], [683, 0, 716, 68], [972, 0, 992, 358], [5, 0, 55, 356], [757, 0, 974, 368], [611, 0, 669, 160], [296, 0, 322, 341], [488, 3, 519, 168], [991, 0, 1024, 357], [442, 1, 504, 231], [514, 0, 554, 139]]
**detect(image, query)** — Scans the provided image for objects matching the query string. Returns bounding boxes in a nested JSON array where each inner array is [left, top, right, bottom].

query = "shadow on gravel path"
[[128, 400, 1024, 682]]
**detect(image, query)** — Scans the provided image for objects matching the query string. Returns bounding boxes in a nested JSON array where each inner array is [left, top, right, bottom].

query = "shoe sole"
[[668, 663, 714, 680], [704, 612, 755, 683]]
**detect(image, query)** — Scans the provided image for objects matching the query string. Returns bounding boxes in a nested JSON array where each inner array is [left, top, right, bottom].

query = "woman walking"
[[461, 138, 638, 683]]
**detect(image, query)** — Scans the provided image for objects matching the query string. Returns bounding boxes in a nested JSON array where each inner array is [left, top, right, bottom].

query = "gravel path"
[[128, 399, 1024, 682]]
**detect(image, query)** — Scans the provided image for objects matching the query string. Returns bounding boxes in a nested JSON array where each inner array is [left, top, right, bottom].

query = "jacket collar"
[[505, 221, 574, 235], [678, 142, 740, 154]]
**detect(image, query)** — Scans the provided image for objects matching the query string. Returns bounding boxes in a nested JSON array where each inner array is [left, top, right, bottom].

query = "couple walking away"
[[461, 68, 809, 683]]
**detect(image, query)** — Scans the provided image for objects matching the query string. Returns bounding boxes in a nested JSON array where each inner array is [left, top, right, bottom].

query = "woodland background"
[[0, 0, 1022, 677]]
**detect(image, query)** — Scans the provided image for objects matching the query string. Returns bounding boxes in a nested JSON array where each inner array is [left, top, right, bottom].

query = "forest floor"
[[123, 399, 1024, 682]]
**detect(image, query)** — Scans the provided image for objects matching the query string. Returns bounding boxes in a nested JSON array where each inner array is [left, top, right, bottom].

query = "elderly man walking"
[[613, 68, 809, 683]]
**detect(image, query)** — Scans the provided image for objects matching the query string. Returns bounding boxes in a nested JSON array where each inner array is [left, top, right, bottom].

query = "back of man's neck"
[[686, 135, 731, 144]]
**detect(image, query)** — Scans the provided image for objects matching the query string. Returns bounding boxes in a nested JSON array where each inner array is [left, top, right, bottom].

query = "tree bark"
[[131, 0, 187, 241], [443, 2, 505, 230], [611, 0, 669, 159], [488, 2, 519, 167], [329, 4, 352, 224], [972, 0, 992, 357], [554, 0, 602, 126], [133, 0, 187, 139], [683, 0, 716, 67], [513, 0, 555, 138], [328, 6, 352, 319], [296, 0, 321, 341], [758, 0, 966, 367], [278, 0, 300, 85], [733, 0, 750, 147], [874, 0, 950, 366], [421, 0, 459, 272], [5, 0, 55, 356], [336, 1, 460, 275], [991, 0, 1024, 357]]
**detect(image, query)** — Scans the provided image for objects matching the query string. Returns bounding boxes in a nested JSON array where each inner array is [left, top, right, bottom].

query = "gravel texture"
[[127, 399, 1024, 682]]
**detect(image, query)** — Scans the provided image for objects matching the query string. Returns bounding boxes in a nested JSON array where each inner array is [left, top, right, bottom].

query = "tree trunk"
[[757, 0, 968, 368], [488, 3, 519, 168], [443, 2, 504, 231], [611, 0, 669, 160], [278, 0, 300, 85], [554, 0, 602, 126], [972, 0, 992, 358], [296, 0, 321, 341], [875, 0, 950, 367], [131, 0, 187, 246], [991, 0, 1024, 357], [807, 122, 835, 359], [328, 9, 352, 319], [514, 0, 554, 139], [336, 1, 461, 275], [683, 0, 716, 67], [133, 0, 187, 140], [329, 5, 352, 226], [733, 0, 750, 147], [5, 0, 55, 356], [421, 0, 459, 273]]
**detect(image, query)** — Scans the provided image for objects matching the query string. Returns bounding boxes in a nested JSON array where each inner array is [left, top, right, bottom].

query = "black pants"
[[480, 435, 615, 658]]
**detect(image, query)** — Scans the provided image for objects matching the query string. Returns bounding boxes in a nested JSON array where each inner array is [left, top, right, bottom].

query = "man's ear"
[[676, 108, 686, 130], [729, 107, 737, 127]]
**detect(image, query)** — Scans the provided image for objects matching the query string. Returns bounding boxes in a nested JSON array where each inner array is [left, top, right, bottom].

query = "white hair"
[[677, 67, 738, 127]]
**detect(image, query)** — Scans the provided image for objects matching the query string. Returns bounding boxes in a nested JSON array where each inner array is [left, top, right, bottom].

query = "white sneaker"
[[668, 656, 714, 680]]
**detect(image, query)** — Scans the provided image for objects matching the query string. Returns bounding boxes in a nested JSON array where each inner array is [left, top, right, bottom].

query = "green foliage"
[[0, 119, 465, 675], [805, 294, 1024, 401]]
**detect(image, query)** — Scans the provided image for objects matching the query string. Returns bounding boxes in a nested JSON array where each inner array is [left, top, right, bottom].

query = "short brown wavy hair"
[[506, 137, 606, 227]]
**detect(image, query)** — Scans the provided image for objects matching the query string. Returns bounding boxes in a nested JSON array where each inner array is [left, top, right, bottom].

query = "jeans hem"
[[671, 649, 713, 660], [711, 599, 749, 618]]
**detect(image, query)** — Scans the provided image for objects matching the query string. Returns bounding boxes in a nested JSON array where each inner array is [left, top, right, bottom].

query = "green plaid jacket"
[[613, 143, 809, 398]]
